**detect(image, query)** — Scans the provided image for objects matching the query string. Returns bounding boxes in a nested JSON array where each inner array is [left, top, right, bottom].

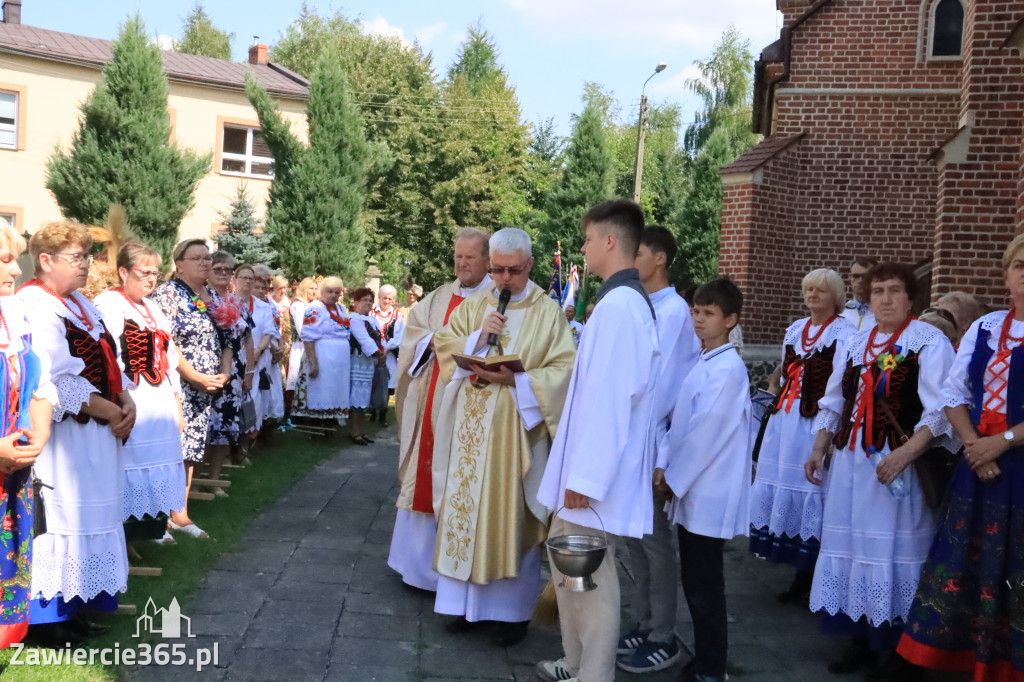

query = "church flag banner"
[[561, 265, 579, 311], [547, 244, 562, 302]]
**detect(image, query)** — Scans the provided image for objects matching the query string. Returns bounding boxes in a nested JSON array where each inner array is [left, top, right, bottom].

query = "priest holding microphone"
[[430, 227, 576, 647]]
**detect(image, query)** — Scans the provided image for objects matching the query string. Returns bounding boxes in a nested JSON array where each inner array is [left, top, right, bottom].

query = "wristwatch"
[[1004, 430, 1016, 447]]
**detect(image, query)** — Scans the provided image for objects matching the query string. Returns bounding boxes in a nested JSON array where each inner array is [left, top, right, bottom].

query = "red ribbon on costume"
[[777, 359, 804, 414], [98, 334, 125, 396]]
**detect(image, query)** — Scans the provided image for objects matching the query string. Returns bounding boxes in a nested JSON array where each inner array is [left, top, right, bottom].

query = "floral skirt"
[[898, 449, 1024, 681], [0, 469, 31, 647]]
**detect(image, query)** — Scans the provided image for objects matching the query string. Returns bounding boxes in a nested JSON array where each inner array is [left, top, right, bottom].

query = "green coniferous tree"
[[536, 87, 615, 284], [174, 4, 233, 60], [215, 183, 277, 266], [46, 15, 210, 260], [245, 49, 373, 282]]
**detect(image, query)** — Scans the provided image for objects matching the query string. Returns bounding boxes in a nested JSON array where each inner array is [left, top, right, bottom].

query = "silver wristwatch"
[[1004, 430, 1016, 447]]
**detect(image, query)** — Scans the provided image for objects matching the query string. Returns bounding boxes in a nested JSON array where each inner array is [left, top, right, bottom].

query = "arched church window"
[[932, 0, 964, 57]]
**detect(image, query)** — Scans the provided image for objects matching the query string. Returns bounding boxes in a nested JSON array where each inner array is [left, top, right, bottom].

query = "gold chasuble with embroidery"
[[431, 285, 575, 585]]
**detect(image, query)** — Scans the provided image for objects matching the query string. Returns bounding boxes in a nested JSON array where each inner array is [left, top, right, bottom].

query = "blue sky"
[[28, 0, 782, 135]]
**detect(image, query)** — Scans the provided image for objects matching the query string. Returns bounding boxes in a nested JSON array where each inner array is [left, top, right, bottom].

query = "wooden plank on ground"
[[115, 604, 137, 616], [192, 478, 232, 488], [129, 566, 162, 577], [188, 490, 215, 501]]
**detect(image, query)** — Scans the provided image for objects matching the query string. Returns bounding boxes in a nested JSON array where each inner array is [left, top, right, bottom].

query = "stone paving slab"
[[128, 426, 971, 682]]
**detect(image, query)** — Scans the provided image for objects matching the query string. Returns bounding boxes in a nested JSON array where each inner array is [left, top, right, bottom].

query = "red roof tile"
[[0, 22, 308, 100], [719, 133, 805, 174]]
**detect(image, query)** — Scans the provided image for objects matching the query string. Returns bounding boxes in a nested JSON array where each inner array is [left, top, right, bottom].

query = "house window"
[[0, 91, 17, 150], [931, 0, 964, 57], [220, 125, 274, 179], [0, 212, 14, 229]]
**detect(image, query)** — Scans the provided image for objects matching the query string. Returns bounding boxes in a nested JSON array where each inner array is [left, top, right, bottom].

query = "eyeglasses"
[[52, 252, 93, 267], [489, 264, 529, 276], [182, 255, 213, 263], [921, 307, 958, 330], [131, 268, 161, 280], [211, 267, 233, 275]]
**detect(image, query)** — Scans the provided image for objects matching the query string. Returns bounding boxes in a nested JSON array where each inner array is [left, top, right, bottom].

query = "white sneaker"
[[536, 658, 578, 682]]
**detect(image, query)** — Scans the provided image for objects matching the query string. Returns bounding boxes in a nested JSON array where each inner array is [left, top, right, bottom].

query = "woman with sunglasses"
[[94, 242, 186, 542]]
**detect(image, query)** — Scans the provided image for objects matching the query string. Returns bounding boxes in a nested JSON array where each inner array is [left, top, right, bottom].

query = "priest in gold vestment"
[[388, 229, 492, 591], [431, 228, 576, 647]]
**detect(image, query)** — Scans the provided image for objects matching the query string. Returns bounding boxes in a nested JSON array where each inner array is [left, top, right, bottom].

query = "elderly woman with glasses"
[[150, 239, 229, 538], [17, 220, 135, 631], [94, 242, 186, 542]]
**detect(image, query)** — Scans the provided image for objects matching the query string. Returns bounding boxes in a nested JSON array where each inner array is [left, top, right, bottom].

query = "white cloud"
[[414, 22, 448, 46], [504, 0, 780, 53], [362, 16, 412, 47], [153, 34, 175, 51]]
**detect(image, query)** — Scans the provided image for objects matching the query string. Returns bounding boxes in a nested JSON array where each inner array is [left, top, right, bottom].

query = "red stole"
[[411, 293, 464, 514]]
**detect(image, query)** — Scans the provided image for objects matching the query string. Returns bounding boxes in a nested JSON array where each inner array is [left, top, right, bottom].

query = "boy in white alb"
[[536, 200, 660, 682], [657, 277, 751, 682], [617, 225, 699, 674]]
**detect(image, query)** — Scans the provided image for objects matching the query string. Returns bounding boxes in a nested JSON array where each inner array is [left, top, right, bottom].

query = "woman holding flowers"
[[898, 234, 1024, 681], [803, 263, 956, 680]]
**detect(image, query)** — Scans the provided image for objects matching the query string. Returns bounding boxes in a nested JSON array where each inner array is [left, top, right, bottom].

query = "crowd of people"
[[0, 220, 409, 648], [384, 200, 1024, 682], [0, 199, 1018, 682]]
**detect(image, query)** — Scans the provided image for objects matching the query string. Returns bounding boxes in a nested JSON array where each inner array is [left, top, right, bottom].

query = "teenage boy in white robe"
[[617, 225, 700, 674], [656, 277, 752, 682], [536, 200, 660, 682]]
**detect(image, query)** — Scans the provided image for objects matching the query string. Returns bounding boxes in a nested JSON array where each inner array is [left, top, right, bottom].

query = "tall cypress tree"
[[536, 88, 615, 283], [245, 49, 373, 282], [46, 15, 210, 260], [215, 183, 277, 266]]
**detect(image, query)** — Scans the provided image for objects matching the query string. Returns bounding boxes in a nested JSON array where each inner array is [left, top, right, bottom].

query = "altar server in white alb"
[[19, 221, 136, 616], [616, 225, 699, 674], [536, 200, 660, 682], [387, 228, 491, 592], [657, 277, 752, 682], [431, 227, 575, 647], [94, 242, 186, 530]]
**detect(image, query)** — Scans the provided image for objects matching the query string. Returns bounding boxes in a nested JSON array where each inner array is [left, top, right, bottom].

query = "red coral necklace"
[[29, 279, 93, 331], [116, 288, 158, 331], [998, 308, 1024, 350], [801, 315, 838, 353]]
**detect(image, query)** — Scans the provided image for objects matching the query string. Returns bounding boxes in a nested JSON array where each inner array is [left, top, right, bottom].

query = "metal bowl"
[[546, 534, 607, 578]]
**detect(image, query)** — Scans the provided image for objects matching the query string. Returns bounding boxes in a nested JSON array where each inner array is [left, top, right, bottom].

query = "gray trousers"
[[623, 498, 679, 643], [549, 516, 621, 682]]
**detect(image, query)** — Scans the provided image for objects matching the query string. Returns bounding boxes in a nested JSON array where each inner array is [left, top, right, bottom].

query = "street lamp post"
[[633, 62, 667, 203]]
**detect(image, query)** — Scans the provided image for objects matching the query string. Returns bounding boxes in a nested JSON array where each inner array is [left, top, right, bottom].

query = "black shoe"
[[25, 623, 86, 648], [65, 616, 111, 638], [491, 620, 529, 647], [827, 638, 877, 675], [865, 652, 923, 682], [444, 616, 486, 634], [777, 571, 813, 604]]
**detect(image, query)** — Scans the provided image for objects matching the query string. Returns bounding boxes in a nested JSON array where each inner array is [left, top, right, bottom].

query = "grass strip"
[[0, 418, 372, 681]]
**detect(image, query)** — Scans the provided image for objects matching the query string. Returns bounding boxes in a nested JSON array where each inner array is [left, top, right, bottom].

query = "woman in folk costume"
[[17, 221, 136, 630], [253, 266, 284, 424], [292, 277, 350, 424], [205, 254, 254, 480], [750, 269, 854, 603], [348, 287, 385, 444], [286, 277, 319, 399], [94, 242, 186, 537], [233, 264, 270, 438], [150, 239, 229, 539], [898, 234, 1024, 681], [371, 284, 403, 427], [0, 225, 54, 647], [803, 262, 957, 680]]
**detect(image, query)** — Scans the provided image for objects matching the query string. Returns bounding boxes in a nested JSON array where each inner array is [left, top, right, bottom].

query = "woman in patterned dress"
[[94, 242, 186, 536], [0, 225, 54, 647], [897, 234, 1024, 681], [150, 239, 228, 539], [750, 269, 854, 602], [803, 263, 957, 680], [286, 277, 319, 404], [205, 253, 254, 482]]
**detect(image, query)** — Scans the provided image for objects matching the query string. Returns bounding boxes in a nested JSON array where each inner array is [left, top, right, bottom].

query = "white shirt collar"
[[492, 280, 533, 302], [460, 274, 492, 297], [701, 343, 736, 362]]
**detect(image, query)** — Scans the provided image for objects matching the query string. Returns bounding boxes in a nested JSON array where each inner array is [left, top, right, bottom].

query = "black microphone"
[[487, 288, 512, 346]]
